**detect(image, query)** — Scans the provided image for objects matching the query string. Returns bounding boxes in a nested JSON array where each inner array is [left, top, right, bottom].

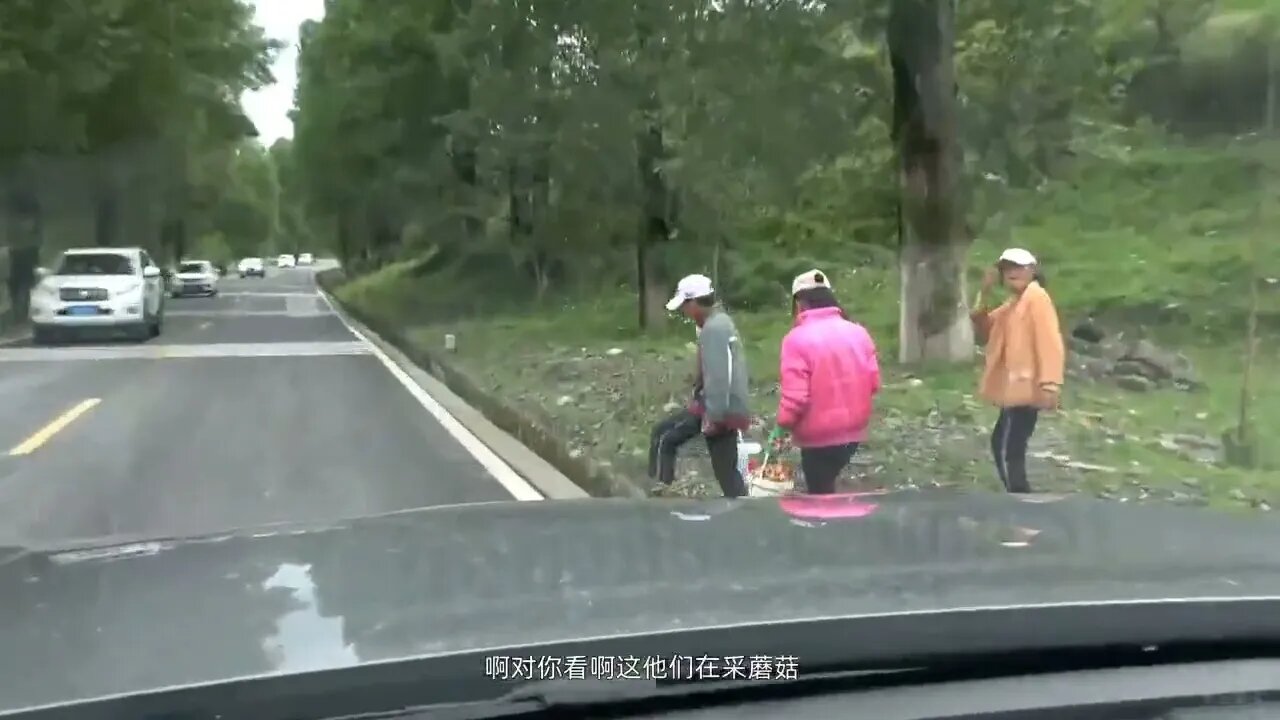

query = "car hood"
[[3, 491, 1280, 711], [38, 275, 141, 292], [175, 272, 214, 280]]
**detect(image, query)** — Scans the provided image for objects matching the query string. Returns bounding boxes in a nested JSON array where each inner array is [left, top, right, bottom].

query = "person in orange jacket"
[[970, 248, 1065, 494]]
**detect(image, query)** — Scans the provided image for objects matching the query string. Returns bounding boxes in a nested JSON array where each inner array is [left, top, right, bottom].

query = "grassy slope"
[[336, 144, 1280, 509]]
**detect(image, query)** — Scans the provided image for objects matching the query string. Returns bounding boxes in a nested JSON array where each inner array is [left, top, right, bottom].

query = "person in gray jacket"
[[646, 274, 750, 498]]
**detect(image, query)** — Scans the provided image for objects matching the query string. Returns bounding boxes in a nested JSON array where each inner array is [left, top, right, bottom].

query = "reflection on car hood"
[[3, 491, 1280, 711]]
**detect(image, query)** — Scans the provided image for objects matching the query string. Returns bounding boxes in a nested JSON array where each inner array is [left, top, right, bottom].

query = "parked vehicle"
[[28, 247, 165, 343]]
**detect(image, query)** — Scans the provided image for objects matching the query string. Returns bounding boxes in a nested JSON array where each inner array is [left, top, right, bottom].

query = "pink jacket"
[[776, 307, 881, 448]]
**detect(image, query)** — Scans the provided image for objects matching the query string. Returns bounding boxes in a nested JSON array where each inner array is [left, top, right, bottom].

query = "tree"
[[0, 0, 277, 305], [889, 0, 972, 363], [204, 143, 281, 258]]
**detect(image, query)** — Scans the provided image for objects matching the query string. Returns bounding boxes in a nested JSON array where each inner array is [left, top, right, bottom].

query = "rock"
[[1063, 460, 1118, 473], [1118, 338, 1200, 389], [1116, 375, 1154, 392], [606, 347, 623, 355], [1169, 491, 1208, 507], [1069, 336, 1103, 357], [556, 395, 574, 406], [1113, 359, 1155, 379], [1066, 322, 1202, 392], [1156, 433, 1222, 465], [1071, 319, 1107, 343], [1163, 433, 1220, 451]]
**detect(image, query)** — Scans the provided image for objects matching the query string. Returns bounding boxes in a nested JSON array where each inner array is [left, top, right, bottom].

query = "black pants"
[[648, 410, 746, 498], [800, 443, 859, 495], [991, 406, 1039, 493]]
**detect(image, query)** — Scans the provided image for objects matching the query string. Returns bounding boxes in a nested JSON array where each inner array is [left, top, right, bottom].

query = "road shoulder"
[[318, 287, 588, 500]]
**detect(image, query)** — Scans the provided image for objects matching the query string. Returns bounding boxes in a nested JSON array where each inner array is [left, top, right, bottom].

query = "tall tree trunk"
[[336, 212, 353, 268], [447, 0, 479, 245], [6, 186, 42, 321], [1266, 40, 1276, 134], [634, 8, 676, 331], [451, 128, 479, 244], [637, 120, 675, 330], [889, 0, 973, 363], [94, 187, 119, 248], [161, 217, 185, 265]]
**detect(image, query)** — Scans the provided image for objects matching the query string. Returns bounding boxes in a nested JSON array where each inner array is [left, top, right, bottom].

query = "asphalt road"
[[0, 265, 523, 547]]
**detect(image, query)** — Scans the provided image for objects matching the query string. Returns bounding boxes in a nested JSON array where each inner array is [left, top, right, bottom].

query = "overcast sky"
[[242, 0, 326, 144]]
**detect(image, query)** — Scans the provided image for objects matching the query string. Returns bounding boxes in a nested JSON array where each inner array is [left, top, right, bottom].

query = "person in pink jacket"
[[775, 269, 881, 494]]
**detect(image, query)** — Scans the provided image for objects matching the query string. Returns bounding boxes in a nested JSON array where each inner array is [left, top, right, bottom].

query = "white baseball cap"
[[997, 248, 1037, 266], [791, 269, 832, 296], [665, 274, 715, 311]]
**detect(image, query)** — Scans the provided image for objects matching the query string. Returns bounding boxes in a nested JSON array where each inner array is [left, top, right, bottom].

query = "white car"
[[297, 252, 314, 266], [237, 257, 266, 278], [28, 247, 165, 344], [276, 254, 296, 268], [171, 260, 219, 298]]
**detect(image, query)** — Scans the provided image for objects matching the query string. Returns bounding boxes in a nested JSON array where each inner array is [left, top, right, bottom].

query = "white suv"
[[28, 247, 165, 344]]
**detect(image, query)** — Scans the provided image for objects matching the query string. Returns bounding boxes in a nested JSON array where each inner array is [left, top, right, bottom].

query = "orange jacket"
[[971, 282, 1065, 408]]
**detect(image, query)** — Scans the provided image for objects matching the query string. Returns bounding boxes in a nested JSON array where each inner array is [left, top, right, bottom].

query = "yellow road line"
[[9, 398, 102, 456]]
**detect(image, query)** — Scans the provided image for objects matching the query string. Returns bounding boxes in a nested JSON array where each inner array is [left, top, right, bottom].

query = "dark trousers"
[[648, 410, 746, 498], [800, 443, 859, 495], [991, 406, 1039, 493]]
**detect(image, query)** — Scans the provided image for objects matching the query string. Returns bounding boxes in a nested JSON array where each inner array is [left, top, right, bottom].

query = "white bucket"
[[736, 441, 760, 478], [748, 476, 792, 497], [738, 438, 793, 497]]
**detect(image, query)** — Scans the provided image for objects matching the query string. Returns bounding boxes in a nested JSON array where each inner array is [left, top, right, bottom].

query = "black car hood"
[[3, 490, 1280, 712]]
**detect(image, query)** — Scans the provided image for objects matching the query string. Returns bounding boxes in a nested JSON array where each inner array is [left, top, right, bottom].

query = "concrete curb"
[[317, 270, 647, 499]]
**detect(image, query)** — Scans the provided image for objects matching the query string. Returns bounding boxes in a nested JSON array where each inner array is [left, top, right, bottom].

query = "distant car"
[[237, 257, 266, 278], [27, 247, 165, 344], [277, 254, 296, 268], [297, 252, 314, 266], [171, 260, 219, 298]]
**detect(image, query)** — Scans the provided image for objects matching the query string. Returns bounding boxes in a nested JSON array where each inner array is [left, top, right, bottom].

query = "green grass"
[[334, 145, 1280, 508]]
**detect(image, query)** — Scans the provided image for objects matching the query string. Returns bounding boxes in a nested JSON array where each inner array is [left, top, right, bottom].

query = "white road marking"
[[285, 296, 322, 316], [316, 289, 544, 502], [0, 341, 372, 362]]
